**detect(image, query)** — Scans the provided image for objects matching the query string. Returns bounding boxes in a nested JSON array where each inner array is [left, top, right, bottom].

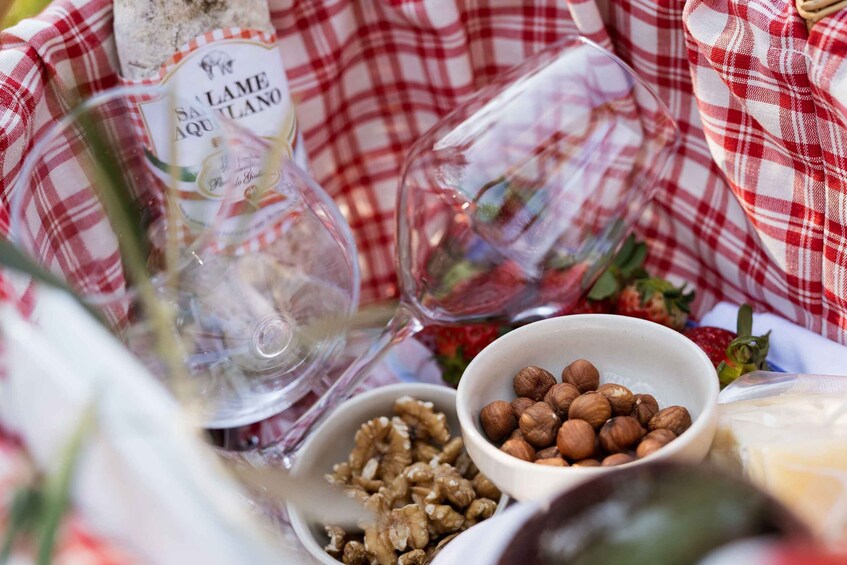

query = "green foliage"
[[0, 407, 95, 564], [2, 0, 51, 28], [586, 234, 649, 301]]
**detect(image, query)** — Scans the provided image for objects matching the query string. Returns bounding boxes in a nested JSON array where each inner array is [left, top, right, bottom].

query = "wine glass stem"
[[272, 303, 423, 467]]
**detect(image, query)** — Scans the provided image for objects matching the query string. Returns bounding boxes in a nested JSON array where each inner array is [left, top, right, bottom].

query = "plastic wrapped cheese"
[[710, 372, 847, 545]]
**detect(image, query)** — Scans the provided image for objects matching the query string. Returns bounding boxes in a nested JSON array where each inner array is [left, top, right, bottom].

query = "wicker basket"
[[796, 0, 847, 28]]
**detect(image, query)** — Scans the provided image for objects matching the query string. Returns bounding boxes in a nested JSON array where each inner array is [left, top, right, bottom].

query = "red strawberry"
[[715, 304, 770, 388], [422, 323, 507, 386], [568, 297, 615, 315], [538, 261, 590, 314], [616, 278, 694, 331], [426, 259, 527, 318], [684, 305, 770, 388], [684, 326, 736, 367]]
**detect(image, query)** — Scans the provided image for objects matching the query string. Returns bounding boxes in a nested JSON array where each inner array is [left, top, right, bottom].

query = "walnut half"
[[350, 416, 412, 482], [323, 397, 501, 564], [364, 495, 429, 565]]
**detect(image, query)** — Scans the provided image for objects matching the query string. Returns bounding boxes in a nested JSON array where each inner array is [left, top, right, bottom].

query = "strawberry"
[[538, 261, 589, 315], [715, 304, 770, 388], [616, 278, 694, 331], [684, 305, 770, 388], [420, 323, 507, 386], [425, 258, 527, 319], [569, 297, 615, 315], [684, 326, 737, 367]]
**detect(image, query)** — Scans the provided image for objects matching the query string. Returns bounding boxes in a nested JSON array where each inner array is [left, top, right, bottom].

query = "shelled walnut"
[[322, 397, 501, 564]]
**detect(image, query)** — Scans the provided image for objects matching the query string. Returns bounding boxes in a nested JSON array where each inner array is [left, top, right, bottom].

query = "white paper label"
[[129, 30, 306, 249]]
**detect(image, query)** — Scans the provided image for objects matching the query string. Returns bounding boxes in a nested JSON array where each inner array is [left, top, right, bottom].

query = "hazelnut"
[[556, 419, 595, 460], [501, 438, 536, 462], [602, 453, 634, 466], [535, 458, 568, 467], [598, 416, 644, 453], [572, 458, 600, 467], [631, 393, 659, 426], [644, 428, 676, 445], [561, 359, 600, 393], [567, 392, 612, 429], [536, 446, 560, 460], [597, 383, 635, 416], [648, 406, 692, 436], [480, 401, 516, 442], [509, 428, 525, 441], [519, 402, 560, 448], [510, 397, 535, 419], [513, 366, 557, 401], [544, 383, 581, 419], [635, 438, 664, 459]]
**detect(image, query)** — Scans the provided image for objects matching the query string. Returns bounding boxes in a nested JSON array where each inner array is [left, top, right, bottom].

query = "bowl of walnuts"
[[287, 383, 508, 564], [456, 314, 719, 501]]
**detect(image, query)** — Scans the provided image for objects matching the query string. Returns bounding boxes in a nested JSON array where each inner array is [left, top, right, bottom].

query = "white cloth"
[[0, 287, 293, 564], [699, 301, 847, 376]]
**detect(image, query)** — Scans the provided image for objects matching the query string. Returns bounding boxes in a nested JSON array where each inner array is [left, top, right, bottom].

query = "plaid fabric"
[[684, 0, 847, 343], [2, 0, 847, 343]]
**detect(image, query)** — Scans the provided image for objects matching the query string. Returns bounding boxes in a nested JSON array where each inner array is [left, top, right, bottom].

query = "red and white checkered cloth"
[[3, 0, 847, 342]]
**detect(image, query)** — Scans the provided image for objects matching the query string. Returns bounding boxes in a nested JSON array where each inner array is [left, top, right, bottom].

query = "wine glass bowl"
[[10, 85, 360, 428], [397, 37, 679, 325], [273, 37, 679, 462]]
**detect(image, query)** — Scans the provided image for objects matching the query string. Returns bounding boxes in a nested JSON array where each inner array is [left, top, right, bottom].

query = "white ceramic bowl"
[[457, 314, 719, 502], [287, 383, 508, 564]]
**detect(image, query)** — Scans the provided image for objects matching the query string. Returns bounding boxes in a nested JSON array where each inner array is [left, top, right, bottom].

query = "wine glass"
[[9, 84, 360, 428], [272, 37, 680, 463]]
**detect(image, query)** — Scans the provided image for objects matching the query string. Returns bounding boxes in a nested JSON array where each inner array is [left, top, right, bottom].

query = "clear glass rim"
[[10, 84, 170, 308], [401, 35, 681, 168]]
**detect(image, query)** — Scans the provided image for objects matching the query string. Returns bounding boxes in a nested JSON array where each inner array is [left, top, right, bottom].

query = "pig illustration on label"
[[199, 51, 234, 80]]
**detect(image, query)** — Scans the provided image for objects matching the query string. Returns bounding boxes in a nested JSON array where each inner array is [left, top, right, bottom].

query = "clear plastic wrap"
[[710, 371, 847, 545]]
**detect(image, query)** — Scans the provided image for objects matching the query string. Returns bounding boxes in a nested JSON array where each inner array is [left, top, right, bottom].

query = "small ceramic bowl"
[[287, 383, 508, 564], [456, 314, 719, 502]]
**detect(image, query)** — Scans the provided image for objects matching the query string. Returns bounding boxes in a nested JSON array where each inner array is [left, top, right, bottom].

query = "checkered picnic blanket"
[[3, 0, 847, 343]]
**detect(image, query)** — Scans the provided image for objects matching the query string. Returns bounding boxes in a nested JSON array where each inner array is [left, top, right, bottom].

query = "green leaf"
[[736, 304, 753, 337], [620, 242, 647, 275], [717, 361, 742, 389], [143, 148, 198, 182], [0, 238, 72, 292], [37, 406, 97, 565], [0, 487, 43, 562], [587, 270, 618, 301], [612, 235, 636, 268], [628, 266, 649, 280]]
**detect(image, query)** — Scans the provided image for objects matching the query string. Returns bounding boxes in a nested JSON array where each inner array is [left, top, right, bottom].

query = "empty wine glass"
[[272, 37, 680, 463], [10, 84, 360, 427]]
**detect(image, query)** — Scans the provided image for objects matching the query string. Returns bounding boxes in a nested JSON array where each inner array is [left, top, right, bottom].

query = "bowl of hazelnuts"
[[456, 314, 719, 501]]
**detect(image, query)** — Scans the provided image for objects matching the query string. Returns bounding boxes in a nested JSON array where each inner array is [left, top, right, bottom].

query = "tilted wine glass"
[[272, 37, 680, 464], [10, 84, 360, 428]]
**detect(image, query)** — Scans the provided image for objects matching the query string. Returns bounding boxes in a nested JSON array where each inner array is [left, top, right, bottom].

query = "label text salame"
[[173, 71, 284, 140]]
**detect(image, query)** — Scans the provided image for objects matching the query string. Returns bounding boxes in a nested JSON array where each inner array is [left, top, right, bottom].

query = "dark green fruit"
[[498, 463, 808, 565]]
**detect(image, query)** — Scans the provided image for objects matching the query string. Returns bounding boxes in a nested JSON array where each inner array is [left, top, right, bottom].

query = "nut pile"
[[323, 396, 501, 565], [480, 360, 692, 467]]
